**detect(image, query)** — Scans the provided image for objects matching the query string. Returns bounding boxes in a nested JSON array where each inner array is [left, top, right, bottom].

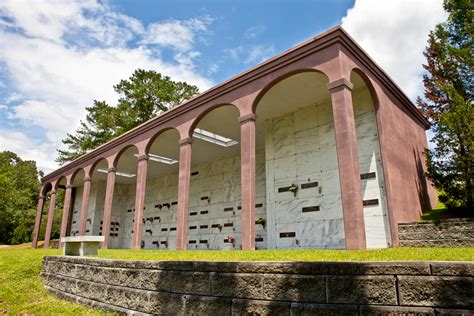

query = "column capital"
[[239, 113, 257, 124], [66, 184, 74, 189], [107, 167, 117, 173], [84, 176, 92, 182], [136, 154, 148, 162], [179, 137, 193, 146], [327, 78, 353, 91], [50, 190, 57, 195], [39, 194, 45, 200]]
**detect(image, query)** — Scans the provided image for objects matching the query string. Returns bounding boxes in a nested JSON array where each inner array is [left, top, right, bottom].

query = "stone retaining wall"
[[41, 256, 473, 315], [398, 218, 474, 247]]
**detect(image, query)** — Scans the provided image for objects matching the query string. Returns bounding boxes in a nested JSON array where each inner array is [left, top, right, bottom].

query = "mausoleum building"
[[32, 27, 436, 251]]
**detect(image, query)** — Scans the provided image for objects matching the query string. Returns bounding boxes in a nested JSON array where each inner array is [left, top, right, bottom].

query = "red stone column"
[[328, 78, 366, 250], [79, 176, 92, 235], [101, 167, 116, 249], [131, 155, 148, 250], [43, 190, 57, 248], [239, 113, 257, 250], [176, 137, 192, 250], [58, 184, 73, 249], [32, 193, 45, 248]]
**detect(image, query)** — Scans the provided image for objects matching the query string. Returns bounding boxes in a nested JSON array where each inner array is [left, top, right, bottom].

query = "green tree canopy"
[[57, 69, 199, 164], [417, 0, 473, 210], [0, 151, 41, 244]]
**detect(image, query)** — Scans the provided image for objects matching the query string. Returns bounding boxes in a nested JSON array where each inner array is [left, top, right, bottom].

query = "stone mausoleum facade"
[[32, 27, 436, 251]]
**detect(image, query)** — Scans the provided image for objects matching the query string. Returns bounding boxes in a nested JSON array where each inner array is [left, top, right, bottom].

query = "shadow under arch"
[[350, 67, 380, 112], [70, 168, 85, 186], [145, 127, 180, 155], [41, 182, 53, 196], [188, 103, 241, 138], [112, 144, 140, 168], [252, 69, 330, 114]]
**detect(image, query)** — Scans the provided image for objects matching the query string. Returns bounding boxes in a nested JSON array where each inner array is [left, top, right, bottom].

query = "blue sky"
[[0, 0, 446, 173]]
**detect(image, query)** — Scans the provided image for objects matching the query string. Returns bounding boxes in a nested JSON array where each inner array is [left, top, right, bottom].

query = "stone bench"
[[61, 236, 105, 256]]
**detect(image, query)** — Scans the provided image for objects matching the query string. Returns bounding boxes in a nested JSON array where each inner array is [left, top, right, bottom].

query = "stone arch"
[[187, 103, 242, 139], [145, 127, 180, 155], [350, 67, 392, 248], [41, 182, 53, 196], [350, 67, 380, 112], [252, 69, 330, 114], [112, 144, 140, 168]]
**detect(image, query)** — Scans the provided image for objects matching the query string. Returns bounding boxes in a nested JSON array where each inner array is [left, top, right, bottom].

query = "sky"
[[0, 0, 446, 174]]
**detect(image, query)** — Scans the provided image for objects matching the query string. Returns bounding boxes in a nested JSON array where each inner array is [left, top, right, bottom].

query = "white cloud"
[[244, 25, 265, 39], [3, 92, 21, 103], [226, 44, 275, 65], [0, 129, 58, 173], [141, 17, 212, 51], [341, 0, 447, 100], [0, 0, 214, 172]]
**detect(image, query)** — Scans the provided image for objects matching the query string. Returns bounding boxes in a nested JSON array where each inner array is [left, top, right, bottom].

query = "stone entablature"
[[399, 218, 474, 247], [41, 256, 474, 315]]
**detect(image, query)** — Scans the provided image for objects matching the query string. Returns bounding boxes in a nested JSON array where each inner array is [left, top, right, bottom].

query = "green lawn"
[[1, 244, 473, 314], [0, 245, 102, 315], [96, 247, 474, 262]]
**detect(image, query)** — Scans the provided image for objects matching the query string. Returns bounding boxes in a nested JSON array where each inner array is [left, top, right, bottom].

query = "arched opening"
[[350, 69, 391, 248], [140, 129, 180, 249], [48, 176, 67, 243], [254, 70, 346, 250], [69, 169, 84, 236], [38, 182, 52, 244], [85, 158, 109, 239], [188, 105, 241, 250], [110, 146, 139, 249]]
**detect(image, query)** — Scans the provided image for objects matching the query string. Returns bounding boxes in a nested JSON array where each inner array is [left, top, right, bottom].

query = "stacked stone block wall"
[[41, 256, 473, 315], [399, 218, 474, 247]]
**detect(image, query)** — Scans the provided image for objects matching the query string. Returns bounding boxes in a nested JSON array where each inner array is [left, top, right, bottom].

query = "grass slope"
[[0, 245, 102, 315], [1, 244, 472, 314], [96, 247, 474, 262]]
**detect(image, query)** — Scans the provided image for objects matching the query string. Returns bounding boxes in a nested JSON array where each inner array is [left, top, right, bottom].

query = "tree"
[[57, 69, 199, 164], [417, 0, 473, 210], [0, 151, 41, 244]]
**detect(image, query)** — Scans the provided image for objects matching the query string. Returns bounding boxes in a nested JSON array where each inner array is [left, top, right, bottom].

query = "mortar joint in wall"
[[395, 275, 400, 306]]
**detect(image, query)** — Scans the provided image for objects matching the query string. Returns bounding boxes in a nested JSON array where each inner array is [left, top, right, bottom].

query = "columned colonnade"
[[32, 77, 366, 251], [33, 28, 431, 250]]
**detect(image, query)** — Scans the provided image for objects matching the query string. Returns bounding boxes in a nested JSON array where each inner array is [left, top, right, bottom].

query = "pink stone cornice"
[[41, 26, 429, 184]]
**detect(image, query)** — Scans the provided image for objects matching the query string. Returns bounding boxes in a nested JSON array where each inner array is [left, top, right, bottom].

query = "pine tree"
[[56, 69, 199, 164], [417, 0, 473, 210]]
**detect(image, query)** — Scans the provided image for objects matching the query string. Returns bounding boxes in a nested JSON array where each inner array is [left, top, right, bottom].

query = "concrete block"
[[211, 273, 262, 299], [398, 276, 474, 308], [359, 305, 435, 315], [184, 295, 232, 316], [262, 274, 325, 302], [231, 298, 289, 316], [327, 275, 397, 305], [290, 303, 358, 316], [170, 271, 211, 295]]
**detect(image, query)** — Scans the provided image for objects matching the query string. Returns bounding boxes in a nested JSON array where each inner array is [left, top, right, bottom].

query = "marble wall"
[[353, 88, 391, 248], [68, 88, 389, 250], [265, 101, 346, 249]]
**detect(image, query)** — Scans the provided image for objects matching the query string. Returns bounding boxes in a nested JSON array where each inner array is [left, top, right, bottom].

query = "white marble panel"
[[364, 215, 389, 248], [319, 169, 341, 196], [274, 155, 297, 180], [318, 122, 336, 148], [296, 150, 320, 176]]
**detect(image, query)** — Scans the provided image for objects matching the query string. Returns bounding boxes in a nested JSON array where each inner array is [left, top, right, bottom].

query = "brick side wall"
[[41, 256, 473, 315], [399, 218, 474, 247]]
